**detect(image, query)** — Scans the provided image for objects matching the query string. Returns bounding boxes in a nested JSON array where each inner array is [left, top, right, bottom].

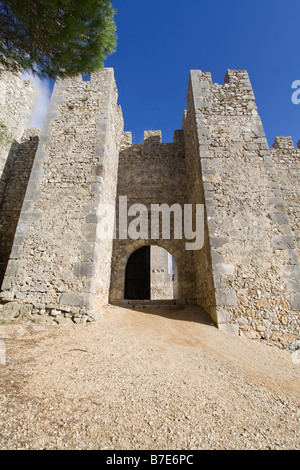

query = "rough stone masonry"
[[0, 67, 299, 350]]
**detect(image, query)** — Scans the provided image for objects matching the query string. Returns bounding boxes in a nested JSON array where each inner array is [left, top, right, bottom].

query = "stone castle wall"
[[0, 129, 40, 283], [109, 130, 196, 304], [0, 70, 38, 203], [0, 67, 299, 349], [1, 69, 124, 320], [183, 69, 300, 346], [0, 70, 39, 284], [271, 136, 300, 260]]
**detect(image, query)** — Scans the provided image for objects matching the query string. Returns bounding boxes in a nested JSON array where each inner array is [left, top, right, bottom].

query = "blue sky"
[[26, 0, 300, 147]]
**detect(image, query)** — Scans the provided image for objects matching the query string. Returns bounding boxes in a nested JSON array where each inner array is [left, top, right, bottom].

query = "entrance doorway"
[[124, 246, 151, 300], [124, 245, 177, 300]]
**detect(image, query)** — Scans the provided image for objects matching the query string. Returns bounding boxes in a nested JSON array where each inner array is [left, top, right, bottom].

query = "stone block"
[[94, 143, 106, 157], [85, 214, 98, 223], [271, 236, 295, 250], [291, 293, 300, 311], [213, 263, 236, 275], [74, 263, 95, 277], [215, 289, 238, 307], [173, 129, 184, 144], [91, 183, 103, 195], [15, 222, 28, 235], [1, 277, 12, 291], [5, 260, 19, 276], [60, 293, 92, 307], [0, 292, 15, 302], [82, 201, 101, 215], [84, 252, 98, 263], [92, 164, 105, 177], [213, 275, 226, 288], [271, 214, 290, 225], [211, 250, 224, 264], [286, 280, 300, 293], [285, 250, 298, 265], [218, 323, 239, 336], [206, 207, 216, 216], [216, 307, 231, 323], [144, 130, 162, 144], [210, 237, 229, 248], [0, 302, 32, 321], [266, 196, 284, 205], [200, 149, 214, 158], [18, 212, 40, 224], [9, 245, 22, 259], [280, 265, 300, 280], [81, 223, 97, 241]]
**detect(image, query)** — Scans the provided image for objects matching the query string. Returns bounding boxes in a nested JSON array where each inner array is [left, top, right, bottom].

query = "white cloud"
[[21, 71, 53, 130]]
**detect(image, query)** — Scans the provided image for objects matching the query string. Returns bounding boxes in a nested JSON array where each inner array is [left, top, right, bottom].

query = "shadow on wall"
[[0, 135, 39, 285]]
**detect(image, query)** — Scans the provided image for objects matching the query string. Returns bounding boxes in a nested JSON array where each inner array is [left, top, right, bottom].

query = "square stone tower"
[[1, 69, 124, 319]]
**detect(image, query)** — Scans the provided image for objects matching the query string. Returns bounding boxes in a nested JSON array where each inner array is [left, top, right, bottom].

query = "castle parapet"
[[144, 130, 162, 144], [273, 136, 295, 149]]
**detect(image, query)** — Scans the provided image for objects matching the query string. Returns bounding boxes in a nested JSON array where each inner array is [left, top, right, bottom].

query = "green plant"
[[0, 121, 12, 145], [0, 0, 117, 79]]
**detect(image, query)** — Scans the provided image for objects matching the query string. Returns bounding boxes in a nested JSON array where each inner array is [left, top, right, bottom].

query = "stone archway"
[[123, 245, 177, 301], [109, 239, 196, 305]]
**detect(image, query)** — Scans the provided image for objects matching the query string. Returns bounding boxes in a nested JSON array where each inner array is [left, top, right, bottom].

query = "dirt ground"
[[0, 304, 299, 450]]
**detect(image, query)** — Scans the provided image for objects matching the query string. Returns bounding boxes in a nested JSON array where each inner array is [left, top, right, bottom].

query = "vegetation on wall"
[[0, 121, 12, 145]]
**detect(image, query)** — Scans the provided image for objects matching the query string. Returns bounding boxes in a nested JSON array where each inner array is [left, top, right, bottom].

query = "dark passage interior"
[[124, 246, 150, 300]]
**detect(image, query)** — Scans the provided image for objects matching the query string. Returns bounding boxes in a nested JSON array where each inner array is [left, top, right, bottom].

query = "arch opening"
[[124, 245, 178, 300]]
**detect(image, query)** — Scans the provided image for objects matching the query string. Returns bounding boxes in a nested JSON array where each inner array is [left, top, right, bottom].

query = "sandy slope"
[[0, 304, 299, 450]]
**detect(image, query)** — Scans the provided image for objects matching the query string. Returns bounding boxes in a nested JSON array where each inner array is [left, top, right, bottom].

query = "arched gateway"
[[0, 68, 299, 349], [123, 245, 176, 301], [109, 239, 195, 305]]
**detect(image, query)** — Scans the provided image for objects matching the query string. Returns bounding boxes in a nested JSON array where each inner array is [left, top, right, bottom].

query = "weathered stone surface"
[[280, 265, 300, 280], [0, 67, 299, 349], [182, 68, 300, 346], [272, 236, 295, 250], [215, 289, 238, 307], [109, 128, 195, 304], [60, 293, 92, 308], [291, 293, 300, 311], [1, 69, 123, 315], [0, 301, 32, 321]]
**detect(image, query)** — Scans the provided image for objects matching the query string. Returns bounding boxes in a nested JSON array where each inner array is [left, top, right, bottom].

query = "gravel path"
[[0, 304, 299, 450]]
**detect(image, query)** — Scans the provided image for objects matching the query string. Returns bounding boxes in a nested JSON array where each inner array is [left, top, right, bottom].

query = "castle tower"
[[0, 68, 299, 349], [1, 69, 124, 319], [182, 69, 300, 342]]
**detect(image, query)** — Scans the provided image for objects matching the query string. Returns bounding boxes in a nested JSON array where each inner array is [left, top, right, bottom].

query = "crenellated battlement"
[[121, 129, 185, 149], [273, 136, 300, 150], [0, 67, 299, 351]]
